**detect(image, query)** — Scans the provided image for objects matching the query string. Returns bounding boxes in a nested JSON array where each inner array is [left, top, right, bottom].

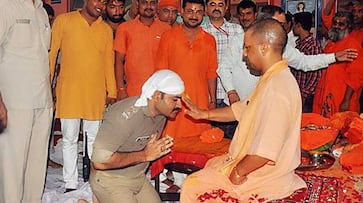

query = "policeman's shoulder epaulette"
[[120, 105, 140, 120]]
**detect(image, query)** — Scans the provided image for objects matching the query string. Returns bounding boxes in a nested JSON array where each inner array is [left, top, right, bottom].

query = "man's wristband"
[[233, 167, 242, 179]]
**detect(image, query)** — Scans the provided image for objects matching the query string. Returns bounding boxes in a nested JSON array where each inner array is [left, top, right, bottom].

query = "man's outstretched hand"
[[335, 49, 358, 62], [182, 96, 208, 120]]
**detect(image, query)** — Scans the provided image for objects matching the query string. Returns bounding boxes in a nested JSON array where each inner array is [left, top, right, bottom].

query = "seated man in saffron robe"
[[180, 19, 306, 202]]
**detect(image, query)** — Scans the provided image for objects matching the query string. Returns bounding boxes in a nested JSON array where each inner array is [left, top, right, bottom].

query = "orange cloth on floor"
[[300, 113, 338, 150], [313, 34, 363, 116], [200, 128, 224, 143], [340, 143, 363, 174], [329, 111, 359, 133], [114, 17, 170, 96], [301, 113, 331, 126], [344, 117, 363, 144], [156, 24, 218, 138]]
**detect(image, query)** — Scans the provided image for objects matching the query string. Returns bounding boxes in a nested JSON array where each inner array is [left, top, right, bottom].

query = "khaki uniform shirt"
[[92, 97, 166, 177], [0, 0, 52, 110]]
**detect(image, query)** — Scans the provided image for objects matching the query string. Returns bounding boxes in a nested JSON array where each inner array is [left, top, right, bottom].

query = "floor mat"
[[270, 173, 342, 203]]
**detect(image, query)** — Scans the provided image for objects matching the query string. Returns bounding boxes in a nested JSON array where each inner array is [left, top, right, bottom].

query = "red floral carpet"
[[270, 174, 341, 203]]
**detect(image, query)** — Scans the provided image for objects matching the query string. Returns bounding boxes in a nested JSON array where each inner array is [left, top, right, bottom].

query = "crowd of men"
[[0, 0, 362, 202]]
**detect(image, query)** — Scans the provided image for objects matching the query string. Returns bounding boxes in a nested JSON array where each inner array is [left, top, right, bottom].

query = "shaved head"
[[247, 19, 287, 54]]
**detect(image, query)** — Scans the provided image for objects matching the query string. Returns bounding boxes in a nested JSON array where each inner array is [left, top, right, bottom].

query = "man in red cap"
[[158, 0, 180, 26]]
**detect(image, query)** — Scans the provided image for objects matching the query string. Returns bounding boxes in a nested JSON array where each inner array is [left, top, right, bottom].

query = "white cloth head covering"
[[135, 70, 184, 107]]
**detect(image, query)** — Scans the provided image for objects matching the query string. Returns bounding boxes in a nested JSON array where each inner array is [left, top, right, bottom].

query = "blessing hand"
[[182, 97, 208, 120]]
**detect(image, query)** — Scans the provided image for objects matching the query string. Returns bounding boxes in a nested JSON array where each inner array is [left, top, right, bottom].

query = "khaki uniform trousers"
[[0, 108, 53, 203], [90, 170, 161, 203]]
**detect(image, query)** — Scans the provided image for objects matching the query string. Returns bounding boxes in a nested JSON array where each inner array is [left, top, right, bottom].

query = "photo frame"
[[282, 0, 321, 39], [256, 0, 269, 8], [70, 0, 83, 11], [285, 0, 317, 14], [51, 0, 61, 4]]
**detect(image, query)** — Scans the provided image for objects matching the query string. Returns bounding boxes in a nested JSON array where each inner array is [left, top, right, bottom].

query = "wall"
[[269, 0, 281, 6], [43, 0, 69, 16], [231, 0, 281, 6], [44, 0, 283, 17]]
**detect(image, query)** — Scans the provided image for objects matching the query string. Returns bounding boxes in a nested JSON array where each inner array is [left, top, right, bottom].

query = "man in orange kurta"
[[313, 12, 363, 117], [156, 0, 218, 138], [49, 1, 116, 191], [114, 0, 170, 99]]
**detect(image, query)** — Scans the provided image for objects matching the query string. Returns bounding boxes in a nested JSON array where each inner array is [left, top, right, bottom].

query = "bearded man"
[[156, 0, 217, 138], [313, 12, 363, 117], [105, 0, 126, 37]]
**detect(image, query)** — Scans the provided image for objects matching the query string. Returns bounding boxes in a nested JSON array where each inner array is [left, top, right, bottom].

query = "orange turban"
[[159, 0, 180, 10]]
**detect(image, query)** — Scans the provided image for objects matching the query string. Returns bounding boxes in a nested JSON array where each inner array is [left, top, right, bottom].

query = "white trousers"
[[61, 118, 101, 189]]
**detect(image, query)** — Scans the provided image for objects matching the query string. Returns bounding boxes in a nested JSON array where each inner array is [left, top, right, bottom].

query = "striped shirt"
[[202, 19, 244, 101], [290, 34, 324, 99]]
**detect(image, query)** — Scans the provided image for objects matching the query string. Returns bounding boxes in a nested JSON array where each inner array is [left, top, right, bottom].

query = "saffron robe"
[[180, 60, 306, 202], [313, 34, 363, 116], [156, 24, 218, 138]]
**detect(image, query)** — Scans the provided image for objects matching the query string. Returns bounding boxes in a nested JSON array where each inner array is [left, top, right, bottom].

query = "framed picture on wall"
[[285, 0, 317, 14], [256, 0, 269, 8], [283, 0, 321, 38], [51, 0, 61, 3], [70, 0, 83, 11]]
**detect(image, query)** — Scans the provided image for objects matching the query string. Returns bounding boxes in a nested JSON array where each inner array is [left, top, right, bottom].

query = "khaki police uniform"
[[90, 97, 166, 203], [0, 1, 53, 202]]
